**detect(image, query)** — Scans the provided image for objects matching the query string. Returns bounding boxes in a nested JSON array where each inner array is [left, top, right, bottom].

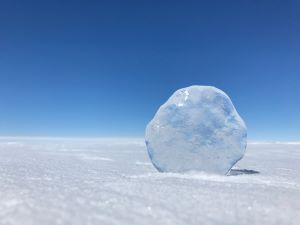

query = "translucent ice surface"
[[145, 86, 247, 174]]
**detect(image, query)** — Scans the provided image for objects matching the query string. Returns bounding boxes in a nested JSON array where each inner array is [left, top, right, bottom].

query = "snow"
[[145, 86, 247, 174], [0, 137, 299, 225]]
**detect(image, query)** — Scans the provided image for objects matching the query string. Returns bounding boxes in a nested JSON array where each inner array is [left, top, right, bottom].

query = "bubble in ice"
[[145, 85, 247, 175]]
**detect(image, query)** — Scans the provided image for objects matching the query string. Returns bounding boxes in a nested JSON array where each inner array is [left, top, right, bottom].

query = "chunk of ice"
[[145, 86, 247, 175]]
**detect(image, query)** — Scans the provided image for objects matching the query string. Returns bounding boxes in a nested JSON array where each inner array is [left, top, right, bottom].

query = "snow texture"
[[145, 86, 247, 174], [0, 137, 299, 225]]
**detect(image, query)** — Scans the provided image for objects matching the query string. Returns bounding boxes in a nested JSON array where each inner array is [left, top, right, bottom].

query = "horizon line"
[[0, 136, 299, 144]]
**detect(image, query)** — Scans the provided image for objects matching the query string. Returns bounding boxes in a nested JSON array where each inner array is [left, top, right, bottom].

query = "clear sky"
[[0, 0, 299, 140]]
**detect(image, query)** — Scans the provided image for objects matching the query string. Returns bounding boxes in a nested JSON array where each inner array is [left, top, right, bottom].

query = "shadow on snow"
[[228, 169, 260, 176]]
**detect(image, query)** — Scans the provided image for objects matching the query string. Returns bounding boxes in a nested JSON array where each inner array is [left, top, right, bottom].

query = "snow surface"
[[0, 137, 299, 225], [145, 86, 247, 174]]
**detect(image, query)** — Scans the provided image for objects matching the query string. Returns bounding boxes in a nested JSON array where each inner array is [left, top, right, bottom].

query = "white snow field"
[[0, 137, 299, 225]]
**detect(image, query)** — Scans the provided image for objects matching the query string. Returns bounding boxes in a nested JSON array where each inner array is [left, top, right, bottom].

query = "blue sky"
[[0, 0, 300, 140]]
